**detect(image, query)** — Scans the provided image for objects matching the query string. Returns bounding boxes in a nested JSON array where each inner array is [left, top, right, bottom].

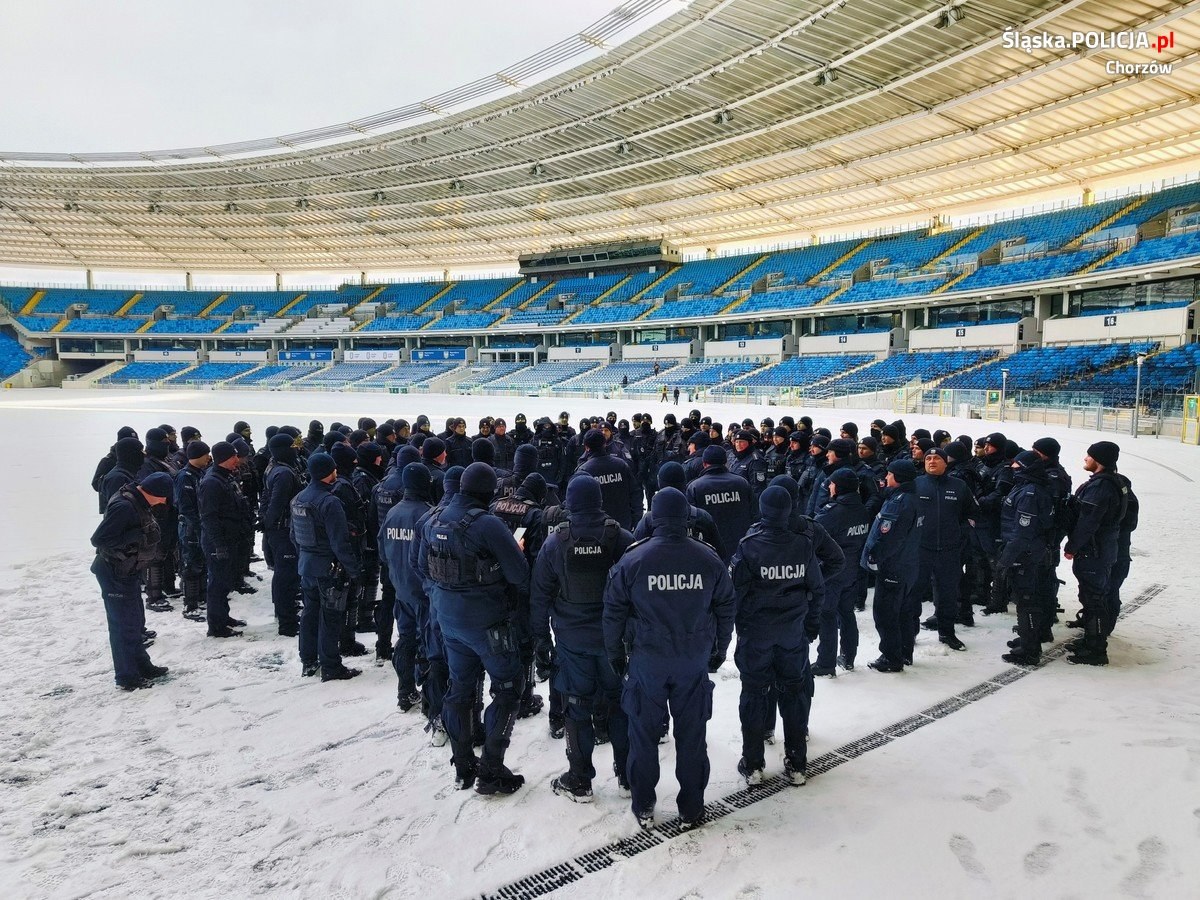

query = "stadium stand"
[[0, 331, 34, 379], [426, 312, 500, 331], [646, 253, 760, 298], [455, 362, 531, 390], [145, 318, 225, 335], [1062, 343, 1200, 406], [482, 361, 601, 391], [1096, 231, 1200, 272], [440, 278, 522, 311], [358, 315, 434, 333], [939, 343, 1156, 391], [948, 199, 1130, 258], [724, 354, 875, 390], [948, 250, 1105, 292], [97, 362, 191, 385], [166, 362, 258, 385], [828, 278, 948, 305], [294, 363, 393, 389], [225, 364, 323, 388], [558, 360, 678, 391], [731, 286, 835, 313], [352, 361, 462, 390], [644, 297, 729, 320], [129, 291, 222, 317], [816, 350, 999, 394], [626, 360, 761, 392], [725, 240, 861, 291], [59, 317, 146, 334], [571, 302, 653, 326]]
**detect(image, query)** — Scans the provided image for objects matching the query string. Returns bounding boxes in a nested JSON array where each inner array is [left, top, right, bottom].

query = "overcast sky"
[[0, 0, 679, 284], [0, 0, 657, 153]]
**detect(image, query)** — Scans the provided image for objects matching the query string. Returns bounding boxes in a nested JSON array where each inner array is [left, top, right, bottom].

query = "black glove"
[[805, 625, 820, 643], [707, 652, 726, 673], [609, 656, 628, 678]]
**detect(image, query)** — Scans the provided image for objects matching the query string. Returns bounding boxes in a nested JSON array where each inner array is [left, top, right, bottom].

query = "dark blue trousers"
[[299, 575, 345, 671], [203, 543, 236, 634], [93, 557, 154, 686], [873, 569, 915, 664], [816, 572, 859, 668], [441, 622, 524, 770], [622, 659, 712, 821], [376, 560, 397, 653], [392, 591, 420, 698], [916, 546, 963, 639], [554, 644, 628, 782], [264, 529, 300, 630], [736, 638, 810, 771], [418, 598, 448, 725]]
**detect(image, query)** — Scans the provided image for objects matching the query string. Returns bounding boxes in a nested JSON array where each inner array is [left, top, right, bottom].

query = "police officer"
[[489, 418, 517, 473], [1063, 441, 1127, 666], [444, 418, 472, 469], [727, 430, 769, 502], [260, 433, 304, 637], [577, 429, 642, 529], [1031, 437, 1072, 641], [796, 434, 829, 512], [291, 453, 364, 681], [93, 427, 135, 504], [603, 487, 734, 830], [728, 485, 824, 786], [806, 438, 853, 518], [371, 444, 420, 660], [997, 451, 1056, 665], [973, 432, 1014, 614], [496, 443, 562, 507], [379, 462, 434, 710], [100, 436, 144, 512], [864, 459, 922, 672], [175, 440, 210, 622], [633, 461, 725, 558], [687, 444, 754, 564], [329, 443, 369, 658], [90, 473, 174, 690], [1103, 470, 1138, 638], [813, 468, 872, 674], [490, 472, 552, 720], [532, 476, 634, 802], [418, 462, 531, 795], [510, 413, 533, 446], [199, 441, 248, 638], [532, 418, 564, 489], [914, 447, 976, 651], [352, 442, 386, 633], [137, 428, 179, 612]]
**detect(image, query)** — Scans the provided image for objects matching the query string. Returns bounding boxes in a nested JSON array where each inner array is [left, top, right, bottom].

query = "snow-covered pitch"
[[2, 389, 1196, 899]]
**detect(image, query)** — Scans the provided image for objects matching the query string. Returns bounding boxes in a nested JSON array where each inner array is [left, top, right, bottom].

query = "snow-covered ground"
[[1, 389, 1197, 899]]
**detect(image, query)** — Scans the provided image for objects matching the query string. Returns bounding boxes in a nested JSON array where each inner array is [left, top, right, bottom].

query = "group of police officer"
[[90, 408, 1137, 828]]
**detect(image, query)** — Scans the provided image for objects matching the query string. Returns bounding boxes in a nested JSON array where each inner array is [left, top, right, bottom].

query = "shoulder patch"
[[880, 519, 892, 534], [1018, 514, 1031, 527]]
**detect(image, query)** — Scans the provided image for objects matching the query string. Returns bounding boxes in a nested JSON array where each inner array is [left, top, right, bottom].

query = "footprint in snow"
[[1119, 836, 1167, 898], [964, 787, 1011, 812], [948, 833, 988, 880], [1023, 841, 1060, 876]]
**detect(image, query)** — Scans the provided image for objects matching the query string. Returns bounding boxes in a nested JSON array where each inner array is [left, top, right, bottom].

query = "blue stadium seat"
[[167, 362, 258, 385], [98, 362, 192, 385], [0, 331, 34, 379]]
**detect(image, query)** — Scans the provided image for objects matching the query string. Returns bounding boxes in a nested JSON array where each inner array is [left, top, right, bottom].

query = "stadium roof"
[[1, 0, 1198, 272]]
